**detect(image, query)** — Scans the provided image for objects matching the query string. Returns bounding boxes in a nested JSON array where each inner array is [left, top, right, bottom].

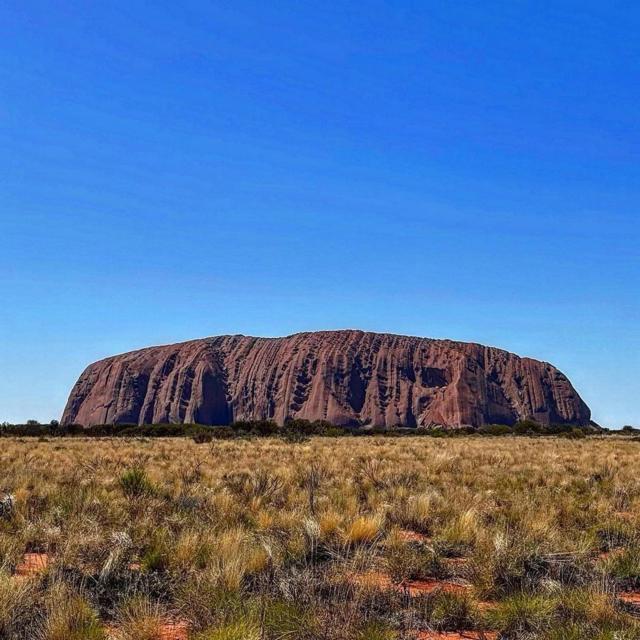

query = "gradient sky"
[[1, 2, 638, 427]]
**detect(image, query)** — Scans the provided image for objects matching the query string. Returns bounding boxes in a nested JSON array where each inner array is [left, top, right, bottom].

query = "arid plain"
[[3, 435, 640, 639]]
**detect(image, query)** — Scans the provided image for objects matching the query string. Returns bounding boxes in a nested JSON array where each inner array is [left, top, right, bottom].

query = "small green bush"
[[119, 465, 154, 498]]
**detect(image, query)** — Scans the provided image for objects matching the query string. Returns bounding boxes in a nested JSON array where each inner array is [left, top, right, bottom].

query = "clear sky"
[[1, 2, 638, 427]]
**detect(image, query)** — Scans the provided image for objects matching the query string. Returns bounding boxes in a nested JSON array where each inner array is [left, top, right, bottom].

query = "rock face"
[[62, 330, 591, 428]]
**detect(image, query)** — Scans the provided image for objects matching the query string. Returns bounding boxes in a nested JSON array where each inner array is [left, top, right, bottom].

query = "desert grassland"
[[2, 436, 640, 639]]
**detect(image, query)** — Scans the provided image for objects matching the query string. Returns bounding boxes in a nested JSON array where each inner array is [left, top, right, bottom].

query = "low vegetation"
[[0, 417, 608, 439], [1, 435, 640, 638]]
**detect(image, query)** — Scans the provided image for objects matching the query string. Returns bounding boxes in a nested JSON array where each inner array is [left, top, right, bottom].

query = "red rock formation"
[[61, 330, 590, 428]]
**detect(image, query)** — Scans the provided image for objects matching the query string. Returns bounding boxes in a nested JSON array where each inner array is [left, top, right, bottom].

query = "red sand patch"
[[349, 571, 395, 590], [402, 578, 471, 596], [416, 632, 498, 640], [619, 591, 640, 606], [443, 557, 470, 573], [444, 557, 468, 565], [399, 529, 431, 543], [15, 552, 48, 577], [158, 620, 189, 640], [349, 571, 471, 596]]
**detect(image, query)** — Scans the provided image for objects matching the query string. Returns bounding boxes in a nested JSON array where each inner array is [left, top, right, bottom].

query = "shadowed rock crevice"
[[62, 330, 591, 428]]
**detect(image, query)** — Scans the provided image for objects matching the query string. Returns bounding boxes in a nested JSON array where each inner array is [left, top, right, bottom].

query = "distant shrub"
[[513, 419, 543, 435], [0, 418, 594, 439], [559, 427, 586, 439], [478, 424, 513, 436], [231, 420, 280, 436], [324, 426, 350, 437], [621, 425, 640, 435]]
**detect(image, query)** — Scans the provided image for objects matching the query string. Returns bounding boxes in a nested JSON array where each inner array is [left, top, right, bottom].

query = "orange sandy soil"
[[349, 571, 472, 596], [156, 620, 189, 640], [442, 556, 470, 573], [619, 592, 640, 605], [14, 552, 49, 577], [398, 529, 431, 543], [416, 632, 498, 640], [402, 577, 472, 597]]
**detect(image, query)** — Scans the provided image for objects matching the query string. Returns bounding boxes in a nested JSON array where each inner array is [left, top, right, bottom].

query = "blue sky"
[[1, 1, 638, 427]]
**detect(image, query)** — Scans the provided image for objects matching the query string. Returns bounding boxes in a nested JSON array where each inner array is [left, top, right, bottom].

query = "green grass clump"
[[416, 590, 480, 631], [119, 465, 155, 498], [42, 587, 105, 640], [488, 592, 556, 635], [355, 620, 397, 639], [0, 573, 38, 638], [260, 599, 318, 639], [195, 621, 260, 640], [605, 546, 640, 588]]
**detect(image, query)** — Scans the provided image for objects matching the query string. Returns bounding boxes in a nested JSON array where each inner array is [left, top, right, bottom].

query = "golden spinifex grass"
[[2, 435, 640, 639]]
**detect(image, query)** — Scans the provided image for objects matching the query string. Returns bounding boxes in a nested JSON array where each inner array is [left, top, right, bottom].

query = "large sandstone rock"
[[61, 330, 590, 428]]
